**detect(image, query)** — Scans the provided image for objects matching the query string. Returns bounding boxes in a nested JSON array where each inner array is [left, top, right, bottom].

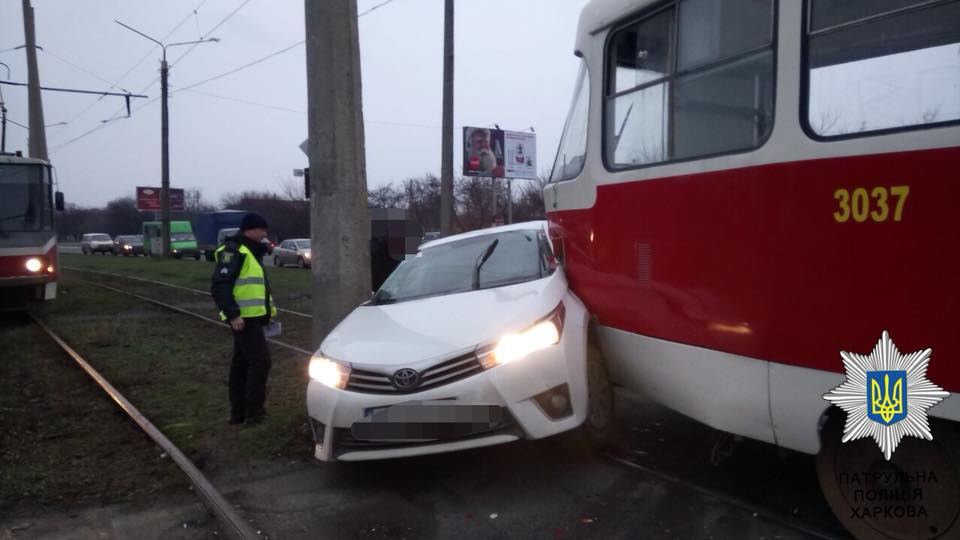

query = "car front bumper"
[[306, 294, 589, 461]]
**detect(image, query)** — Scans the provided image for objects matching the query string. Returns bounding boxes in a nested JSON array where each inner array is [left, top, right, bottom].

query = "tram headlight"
[[25, 257, 43, 273]]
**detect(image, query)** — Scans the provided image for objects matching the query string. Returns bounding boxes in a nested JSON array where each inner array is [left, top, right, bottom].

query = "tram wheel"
[[581, 344, 616, 447], [817, 414, 960, 540]]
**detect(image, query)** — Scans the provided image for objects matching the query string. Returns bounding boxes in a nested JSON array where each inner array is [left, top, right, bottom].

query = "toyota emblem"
[[392, 368, 421, 391]]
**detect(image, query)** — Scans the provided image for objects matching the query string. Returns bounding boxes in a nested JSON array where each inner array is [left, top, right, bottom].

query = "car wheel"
[[273, 256, 280, 267], [581, 344, 617, 448], [298, 256, 306, 268], [82, 247, 88, 255], [194, 253, 201, 260]]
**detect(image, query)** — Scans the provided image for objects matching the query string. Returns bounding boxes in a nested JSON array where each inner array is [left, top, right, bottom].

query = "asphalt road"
[[214, 392, 849, 540]]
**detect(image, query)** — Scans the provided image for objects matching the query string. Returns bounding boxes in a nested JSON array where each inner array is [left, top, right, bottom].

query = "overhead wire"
[[50, 0, 403, 152], [358, 0, 399, 17], [50, 0, 252, 151], [39, 48, 127, 90], [50, 0, 211, 138], [7, 118, 29, 130], [179, 88, 440, 129], [174, 39, 304, 93]]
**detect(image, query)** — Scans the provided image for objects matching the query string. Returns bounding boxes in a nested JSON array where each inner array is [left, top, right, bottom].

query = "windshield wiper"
[[472, 239, 499, 290]]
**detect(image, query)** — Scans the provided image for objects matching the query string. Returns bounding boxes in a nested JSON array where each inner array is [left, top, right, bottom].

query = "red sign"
[[136, 186, 185, 211]]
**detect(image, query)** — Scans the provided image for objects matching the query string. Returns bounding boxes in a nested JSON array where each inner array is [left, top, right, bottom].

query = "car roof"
[[418, 221, 547, 251]]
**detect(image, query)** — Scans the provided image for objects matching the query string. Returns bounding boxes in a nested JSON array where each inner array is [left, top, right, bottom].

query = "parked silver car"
[[273, 238, 311, 268], [81, 233, 114, 254]]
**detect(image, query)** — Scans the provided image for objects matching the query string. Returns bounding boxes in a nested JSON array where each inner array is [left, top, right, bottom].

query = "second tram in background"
[[0, 151, 62, 308]]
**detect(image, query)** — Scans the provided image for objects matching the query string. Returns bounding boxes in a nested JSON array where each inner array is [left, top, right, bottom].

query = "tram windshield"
[[0, 164, 50, 233]]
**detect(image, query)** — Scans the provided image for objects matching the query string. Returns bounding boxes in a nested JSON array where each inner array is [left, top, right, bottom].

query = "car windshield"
[[371, 228, 551, 305], [0, 164, 50, 233], [91, 234, 110, 241], [295, 240, 310, 249], [172, 232, 195, 242]]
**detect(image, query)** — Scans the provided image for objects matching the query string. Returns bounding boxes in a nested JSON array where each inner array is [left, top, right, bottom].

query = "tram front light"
[[25, 257, 42, 273]]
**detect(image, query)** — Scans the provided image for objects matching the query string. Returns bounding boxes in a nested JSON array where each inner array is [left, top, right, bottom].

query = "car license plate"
[[352, 403, 504, 441]]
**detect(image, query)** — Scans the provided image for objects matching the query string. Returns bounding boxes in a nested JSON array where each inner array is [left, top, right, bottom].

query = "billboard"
[[463, 127, 536, 179], [136, 186, 185, 211]]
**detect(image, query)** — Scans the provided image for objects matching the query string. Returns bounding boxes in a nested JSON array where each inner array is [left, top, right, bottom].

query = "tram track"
[[61, 266, 312, 319], [25, 311, 262, 540], [63, 267, 313, 356]]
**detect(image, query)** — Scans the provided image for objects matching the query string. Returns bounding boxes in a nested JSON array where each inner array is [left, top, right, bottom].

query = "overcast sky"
[[0, 0, 587, 207]]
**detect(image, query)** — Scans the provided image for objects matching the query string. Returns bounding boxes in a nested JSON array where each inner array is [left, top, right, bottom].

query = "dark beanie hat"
[[240, 212, 269, 231]]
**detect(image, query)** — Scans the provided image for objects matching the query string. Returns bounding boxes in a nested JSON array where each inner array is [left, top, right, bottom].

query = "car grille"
[[345, 351, 485, 394], [333, 408, 518, 453]]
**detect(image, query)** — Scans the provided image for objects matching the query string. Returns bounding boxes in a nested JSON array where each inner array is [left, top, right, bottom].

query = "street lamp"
[[115, 20, 219, 257]]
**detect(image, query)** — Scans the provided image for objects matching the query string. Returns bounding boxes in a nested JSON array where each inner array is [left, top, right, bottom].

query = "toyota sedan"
[[306, 221, 612, 461]]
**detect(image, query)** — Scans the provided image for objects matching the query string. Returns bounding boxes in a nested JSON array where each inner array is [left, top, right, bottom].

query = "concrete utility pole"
[[22, 0, 47, 160], [439, 0, 454, 235], [116, 21, 217, 257], [305, 0, 372, 345]]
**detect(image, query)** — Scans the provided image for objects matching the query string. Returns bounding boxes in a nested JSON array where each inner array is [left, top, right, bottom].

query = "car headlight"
[[308, 354, 350, 389], [25, 257, 43, 273], [304, 252, 311, 259], [124, 244, 132, 250], [489, 302, 566, 366]]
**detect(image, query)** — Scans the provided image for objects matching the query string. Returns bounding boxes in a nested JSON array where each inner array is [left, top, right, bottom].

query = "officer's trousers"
[[229, 317, 272, 421]]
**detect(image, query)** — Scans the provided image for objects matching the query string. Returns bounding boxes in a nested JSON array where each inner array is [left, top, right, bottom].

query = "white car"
[[306, 221, 612, 462]]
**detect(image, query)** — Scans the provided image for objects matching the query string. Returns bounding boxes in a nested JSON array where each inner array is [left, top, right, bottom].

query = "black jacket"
[[210, 234, 272, 321]]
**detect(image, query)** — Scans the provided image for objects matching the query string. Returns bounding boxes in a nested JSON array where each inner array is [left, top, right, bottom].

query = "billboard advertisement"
[[463, 127, 536, 179], [136, 186, 185, 211]]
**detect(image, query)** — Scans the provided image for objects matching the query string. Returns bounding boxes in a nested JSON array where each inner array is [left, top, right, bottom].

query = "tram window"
[[810, 0, 936, 32], [550, 63, 590, 182], [806, 0, 960, 137], [678, 0, 773, 71], [604, 0, 775, 169], [609, 8, 673, 94], [674, 51, 773, 160]]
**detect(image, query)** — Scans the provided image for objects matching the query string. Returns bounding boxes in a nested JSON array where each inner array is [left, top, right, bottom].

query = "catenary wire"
[[50, 0, 211, 138]]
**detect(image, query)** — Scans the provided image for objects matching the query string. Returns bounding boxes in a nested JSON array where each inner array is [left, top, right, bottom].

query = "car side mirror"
[[55, 191, 65, 212]]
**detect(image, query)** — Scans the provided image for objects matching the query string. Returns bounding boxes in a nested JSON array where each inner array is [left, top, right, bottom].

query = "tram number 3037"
[[833, 185, 910, 224]]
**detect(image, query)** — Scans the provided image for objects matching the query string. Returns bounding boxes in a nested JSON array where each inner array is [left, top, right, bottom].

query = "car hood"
[[320, 271, 567, 370]]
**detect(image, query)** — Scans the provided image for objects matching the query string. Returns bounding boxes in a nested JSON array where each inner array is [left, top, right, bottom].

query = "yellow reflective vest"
[[215, 243, 277, 320]]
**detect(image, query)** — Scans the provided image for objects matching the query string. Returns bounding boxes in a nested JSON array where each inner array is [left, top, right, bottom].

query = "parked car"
[[112, 234, 144, 256], [81, 233, 114, 255], [273, 238, 311, 268], [305, 221, 612, 462]]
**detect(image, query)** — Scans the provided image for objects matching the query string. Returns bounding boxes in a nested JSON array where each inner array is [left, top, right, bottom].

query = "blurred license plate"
[[352, 404, 504, 441]]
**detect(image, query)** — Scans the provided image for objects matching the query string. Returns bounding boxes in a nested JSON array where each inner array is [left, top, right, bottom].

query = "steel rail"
[[62, 265, 312, 319], [28, 312, 261, 540], [77, 278, 313, 356]]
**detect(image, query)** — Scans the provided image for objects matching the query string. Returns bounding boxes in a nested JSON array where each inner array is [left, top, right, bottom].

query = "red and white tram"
[[0, 151, 60, 307], [547, 0, 959, 536]]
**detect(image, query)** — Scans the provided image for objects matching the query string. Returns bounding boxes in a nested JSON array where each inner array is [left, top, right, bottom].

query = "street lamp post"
[[116, 20, 218, 257]]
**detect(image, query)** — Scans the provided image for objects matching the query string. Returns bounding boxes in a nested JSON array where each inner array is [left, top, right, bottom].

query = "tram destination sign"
[[136, 186, 185, 211], [463, 127, 536, 179]]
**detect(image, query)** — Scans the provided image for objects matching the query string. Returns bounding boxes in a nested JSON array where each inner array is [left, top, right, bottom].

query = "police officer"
[[210, 212, 277, 424]]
